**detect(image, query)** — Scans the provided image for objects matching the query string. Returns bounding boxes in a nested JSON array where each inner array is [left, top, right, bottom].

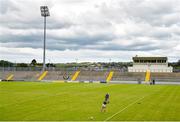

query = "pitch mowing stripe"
[[0, 83, 79, 108], [104, 96, 146, 121], [0, 83, 113, 108]]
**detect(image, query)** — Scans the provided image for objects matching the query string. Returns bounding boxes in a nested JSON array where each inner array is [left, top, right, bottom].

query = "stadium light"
[[40, 6, 50, 72]]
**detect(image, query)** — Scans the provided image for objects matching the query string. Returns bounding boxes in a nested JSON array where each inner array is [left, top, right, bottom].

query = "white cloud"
[[0, 0, 180, 62]]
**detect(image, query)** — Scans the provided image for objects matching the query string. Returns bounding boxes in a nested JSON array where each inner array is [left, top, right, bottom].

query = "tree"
[[31, 59, 37, 66], [17, 63, 28, 67], [178, 60, 180, 65], [46, 63, 55, 67], [0, 60, 13, 67]]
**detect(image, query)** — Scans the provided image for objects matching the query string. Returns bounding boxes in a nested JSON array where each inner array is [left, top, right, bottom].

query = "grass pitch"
[[0, 82, 180, 121]]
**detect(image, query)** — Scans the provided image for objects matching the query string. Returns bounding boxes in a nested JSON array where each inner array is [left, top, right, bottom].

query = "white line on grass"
[[104, 96, 146, 121]]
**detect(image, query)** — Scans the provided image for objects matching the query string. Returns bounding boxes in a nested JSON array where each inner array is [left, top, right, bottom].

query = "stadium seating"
[[0, 70, 180, 82], [1, 71, 39, 81], [76, 70, 108, 82]]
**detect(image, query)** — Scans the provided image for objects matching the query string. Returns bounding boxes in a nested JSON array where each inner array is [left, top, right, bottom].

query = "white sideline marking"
[[104, 96, 146, 121]]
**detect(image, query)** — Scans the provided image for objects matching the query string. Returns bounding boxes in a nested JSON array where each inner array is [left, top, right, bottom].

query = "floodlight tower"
[[40, 6, 50, 72]]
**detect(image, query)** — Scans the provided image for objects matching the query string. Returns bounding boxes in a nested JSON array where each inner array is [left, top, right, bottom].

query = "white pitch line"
[[104, 96, 146, 121]]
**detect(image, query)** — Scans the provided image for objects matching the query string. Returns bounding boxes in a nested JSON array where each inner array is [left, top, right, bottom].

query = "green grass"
[[0, 82, 180, 121]]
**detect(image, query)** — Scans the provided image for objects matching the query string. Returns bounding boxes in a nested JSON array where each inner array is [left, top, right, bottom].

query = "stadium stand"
[[43, 71, 75, 81], [76, 70, 108, 82], [0, 70, 180, 82], [1, 71, 39, 81], [112, 71, 145, 81]]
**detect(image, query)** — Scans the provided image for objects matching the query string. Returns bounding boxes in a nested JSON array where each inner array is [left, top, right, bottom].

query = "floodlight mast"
[[40, 6, 50, 72]]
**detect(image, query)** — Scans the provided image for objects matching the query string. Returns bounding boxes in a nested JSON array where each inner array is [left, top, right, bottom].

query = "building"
[[128, 56, 173, 72]]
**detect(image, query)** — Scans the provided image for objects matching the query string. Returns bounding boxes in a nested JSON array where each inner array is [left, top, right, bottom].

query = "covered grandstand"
[[128, 56, 173, 72]]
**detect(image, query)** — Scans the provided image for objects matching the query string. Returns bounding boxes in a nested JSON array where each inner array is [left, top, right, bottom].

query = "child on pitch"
[[101, 100, 107, 112]]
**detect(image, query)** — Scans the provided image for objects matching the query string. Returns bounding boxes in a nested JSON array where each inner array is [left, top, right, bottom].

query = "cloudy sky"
[[0, 0, 180, 63]]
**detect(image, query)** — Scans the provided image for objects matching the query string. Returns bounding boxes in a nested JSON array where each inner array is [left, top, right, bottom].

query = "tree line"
[[0, 59, 55, 67], [0, 59, 180, 70]]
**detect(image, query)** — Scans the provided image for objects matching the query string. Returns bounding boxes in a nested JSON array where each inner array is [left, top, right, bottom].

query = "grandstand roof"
[[132, 57, 167, 61]]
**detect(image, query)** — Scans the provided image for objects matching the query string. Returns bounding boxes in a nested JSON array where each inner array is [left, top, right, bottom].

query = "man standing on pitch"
[[105, 93, 110, 103], [101, 93, 110, 112]]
